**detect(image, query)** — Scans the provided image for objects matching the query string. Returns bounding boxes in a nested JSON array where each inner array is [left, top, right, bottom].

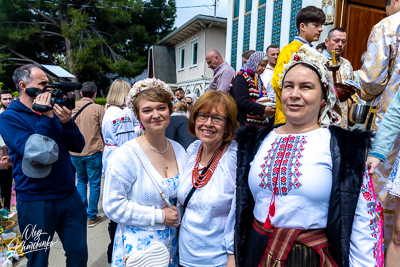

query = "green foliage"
[[94, 98, 107, 106], [0, 82, 3, 90], [11, 91, 18, 98], [0, 0, 177, 90]]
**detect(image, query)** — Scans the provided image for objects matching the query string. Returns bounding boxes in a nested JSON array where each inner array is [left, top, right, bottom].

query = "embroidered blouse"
[[101, 106, 137, 172], [249, 128, 378, 266], [177, 140, 237, 267]]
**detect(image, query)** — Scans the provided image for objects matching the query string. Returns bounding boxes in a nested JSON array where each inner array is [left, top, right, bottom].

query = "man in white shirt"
[[260, 45, 280, 87]]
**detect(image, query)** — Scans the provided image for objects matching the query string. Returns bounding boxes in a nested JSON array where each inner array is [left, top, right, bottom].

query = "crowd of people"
[[1, 1, 400, 266]]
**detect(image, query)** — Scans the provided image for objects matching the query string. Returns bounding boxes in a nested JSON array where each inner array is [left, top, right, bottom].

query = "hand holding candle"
[[332, 50, 336, 65]]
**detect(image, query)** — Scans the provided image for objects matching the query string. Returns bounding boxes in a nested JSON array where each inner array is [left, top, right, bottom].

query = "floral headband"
[[278, 44, 341, 127], [126, 78, 173, 109]]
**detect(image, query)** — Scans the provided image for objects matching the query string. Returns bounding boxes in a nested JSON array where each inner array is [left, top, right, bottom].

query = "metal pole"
[[214, 0, 216, 17]]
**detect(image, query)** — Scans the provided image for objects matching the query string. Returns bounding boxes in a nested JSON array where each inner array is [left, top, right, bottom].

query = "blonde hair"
[[106, 79, 131, 107], [173, 101, 187, 112]]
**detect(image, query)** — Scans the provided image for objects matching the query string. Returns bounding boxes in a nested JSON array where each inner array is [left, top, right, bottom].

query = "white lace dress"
[[103, 139, 186, 267]]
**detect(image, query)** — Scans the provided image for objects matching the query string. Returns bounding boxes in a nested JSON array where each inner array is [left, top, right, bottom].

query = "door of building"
[[335, 0, 386, 70]]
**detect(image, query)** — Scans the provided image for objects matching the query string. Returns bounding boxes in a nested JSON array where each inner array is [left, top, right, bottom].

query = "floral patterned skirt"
[[111, 223, 178, 267], [387, 152, 400, 197]]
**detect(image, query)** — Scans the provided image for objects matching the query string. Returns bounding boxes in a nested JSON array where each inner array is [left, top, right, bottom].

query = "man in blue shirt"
[[0, 64, 87, 266]]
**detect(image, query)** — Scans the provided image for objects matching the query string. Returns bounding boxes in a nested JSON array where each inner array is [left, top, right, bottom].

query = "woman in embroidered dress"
[[102, 79, 140, 263], [177, 91, 239, 267], [103, 79, 185, 267], [235, 45, 380, 267], [230, 51, 275, 127]]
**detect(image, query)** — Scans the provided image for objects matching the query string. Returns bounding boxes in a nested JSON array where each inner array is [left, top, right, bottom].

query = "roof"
[[157, 15, 227, 46]]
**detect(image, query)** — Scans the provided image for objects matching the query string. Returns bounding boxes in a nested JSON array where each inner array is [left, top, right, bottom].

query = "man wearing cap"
[[0, 64, 87, 266]]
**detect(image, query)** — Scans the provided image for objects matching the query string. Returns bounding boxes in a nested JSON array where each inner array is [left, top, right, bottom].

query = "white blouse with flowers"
[[249, 128, 379, 266]]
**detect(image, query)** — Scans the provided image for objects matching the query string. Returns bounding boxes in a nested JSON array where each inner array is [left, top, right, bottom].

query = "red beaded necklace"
[[192, 142, 225, 188]]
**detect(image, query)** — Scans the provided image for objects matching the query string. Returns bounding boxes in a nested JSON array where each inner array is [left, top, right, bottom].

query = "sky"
[[174, 0, 229, 28]]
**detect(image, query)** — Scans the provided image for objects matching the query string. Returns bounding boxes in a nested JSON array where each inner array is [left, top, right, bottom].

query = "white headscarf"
[[279, 45, 341, 127], [186, 93, 198, 117]]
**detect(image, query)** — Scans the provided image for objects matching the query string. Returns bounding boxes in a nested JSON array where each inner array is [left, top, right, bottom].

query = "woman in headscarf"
[[230, 51, 275, 127], [185, 93, 198, 118], [235, 45, 380, 267]]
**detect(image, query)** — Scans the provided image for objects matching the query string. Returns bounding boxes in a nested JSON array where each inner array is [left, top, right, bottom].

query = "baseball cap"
[[22, 134, 59, 179]]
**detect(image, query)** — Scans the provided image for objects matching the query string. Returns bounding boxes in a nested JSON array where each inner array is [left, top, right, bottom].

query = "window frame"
[[178, 45, 185, 71], [190, 39, 199, 68]]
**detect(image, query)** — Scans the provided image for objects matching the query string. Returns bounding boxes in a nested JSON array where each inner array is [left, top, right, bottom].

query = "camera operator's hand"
[[53, 104, 71, 123], [34, 92, 54, 118]]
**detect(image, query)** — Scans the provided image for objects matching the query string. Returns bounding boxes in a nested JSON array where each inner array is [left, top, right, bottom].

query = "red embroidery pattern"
[[259, 135, 306, 196]]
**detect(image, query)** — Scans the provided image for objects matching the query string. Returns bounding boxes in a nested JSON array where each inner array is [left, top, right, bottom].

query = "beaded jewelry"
[[192, 142, 225, 188]]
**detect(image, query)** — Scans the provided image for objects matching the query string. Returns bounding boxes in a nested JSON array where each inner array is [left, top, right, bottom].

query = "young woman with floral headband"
[[235, 45, 381, 267], [103, 78, 186, 267]]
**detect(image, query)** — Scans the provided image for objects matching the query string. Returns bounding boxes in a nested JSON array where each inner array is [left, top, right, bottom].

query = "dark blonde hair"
[[132, 87, 174, 121], [188, 91, 239, 142], [173, 101, 187, 112], [107, 79, 131, 107]]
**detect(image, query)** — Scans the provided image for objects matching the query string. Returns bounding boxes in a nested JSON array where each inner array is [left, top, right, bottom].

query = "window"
[[245, 0, 252, 13], [190, 40, 198, 67], [178, 46, 185, 70], [233, 0, 240, 19]]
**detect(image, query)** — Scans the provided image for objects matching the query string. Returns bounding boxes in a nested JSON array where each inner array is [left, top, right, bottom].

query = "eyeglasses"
[[186, 102, 193, 105], [196, 112, 226, 125]]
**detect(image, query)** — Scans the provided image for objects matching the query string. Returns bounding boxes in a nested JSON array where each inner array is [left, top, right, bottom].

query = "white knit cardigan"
[[103, 138, 186, 230]]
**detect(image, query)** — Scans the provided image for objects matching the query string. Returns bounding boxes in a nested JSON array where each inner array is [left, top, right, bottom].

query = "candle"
[[332, 50, 336, 65]]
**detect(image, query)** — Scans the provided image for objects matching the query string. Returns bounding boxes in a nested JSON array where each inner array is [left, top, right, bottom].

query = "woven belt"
[[253, 219, 338, 267]]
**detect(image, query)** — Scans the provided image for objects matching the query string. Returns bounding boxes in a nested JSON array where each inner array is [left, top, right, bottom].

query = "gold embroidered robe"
[[326, 56, 354, 129], [360, 11, 400, 247]]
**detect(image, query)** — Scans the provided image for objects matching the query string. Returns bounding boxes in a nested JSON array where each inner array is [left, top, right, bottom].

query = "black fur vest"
[[234, 124, 372, 267]]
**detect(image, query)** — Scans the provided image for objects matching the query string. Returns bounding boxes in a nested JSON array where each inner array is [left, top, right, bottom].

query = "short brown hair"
[[296, 6, 326, 32], [173, 101, 187, 112], [266, 44, 279, 54], [132, 88, 174, 121], [242, 50, 255, 60], [188, 91, 239, 142], [81, 82, 97, 98]]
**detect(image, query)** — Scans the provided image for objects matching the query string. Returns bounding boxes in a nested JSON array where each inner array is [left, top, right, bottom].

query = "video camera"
[[26, 81, 82, 112]]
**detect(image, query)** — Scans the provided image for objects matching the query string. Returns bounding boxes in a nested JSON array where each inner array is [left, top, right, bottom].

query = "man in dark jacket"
[[0, 64, 88, 266]]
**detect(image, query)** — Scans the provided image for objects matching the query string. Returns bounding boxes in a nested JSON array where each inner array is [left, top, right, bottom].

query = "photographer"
[[0, 64, 87, 266]]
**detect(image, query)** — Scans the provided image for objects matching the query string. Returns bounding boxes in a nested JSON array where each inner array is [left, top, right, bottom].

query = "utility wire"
[[21, 0, 214, 9]]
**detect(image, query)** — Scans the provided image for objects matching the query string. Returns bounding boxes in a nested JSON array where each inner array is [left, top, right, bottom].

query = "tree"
[[0, 0, 176, 91]]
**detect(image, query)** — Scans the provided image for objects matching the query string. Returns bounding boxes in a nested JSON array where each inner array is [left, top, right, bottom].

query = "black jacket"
[[165, 116, 197, 150], [234, 124, 372, 267]]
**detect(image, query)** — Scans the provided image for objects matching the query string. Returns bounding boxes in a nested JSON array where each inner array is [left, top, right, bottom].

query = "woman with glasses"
[[185, 93, 197, 118], [177, 91, 239, 267]]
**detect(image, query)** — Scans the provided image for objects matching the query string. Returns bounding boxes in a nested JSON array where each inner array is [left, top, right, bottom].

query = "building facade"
[[148, 15, 227, 96], [225, 0, 385, 71], [226, 0, 331, 71]]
